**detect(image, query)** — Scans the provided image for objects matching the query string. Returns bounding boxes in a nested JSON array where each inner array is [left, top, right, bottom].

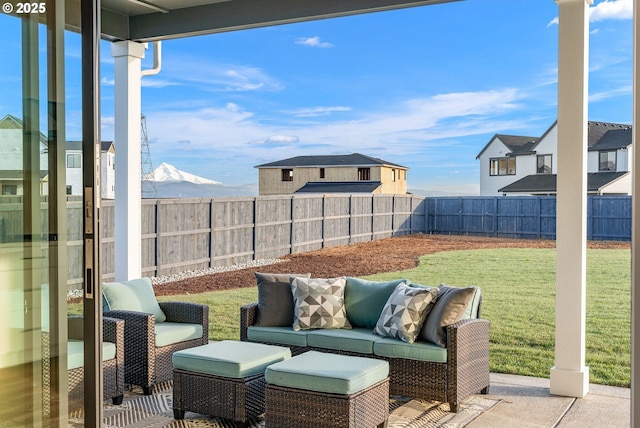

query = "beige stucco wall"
[[258, 165, 408, 195]]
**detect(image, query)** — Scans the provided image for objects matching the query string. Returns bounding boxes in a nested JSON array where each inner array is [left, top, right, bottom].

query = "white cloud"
[[141, 78, 179, 88], [589, 84, 632, 102], [295, 36, 334, 48], [144, 87, 525, 163], [162, 55, 282, 92], [590, 0, 632, 22], [287, 106, 351, 117], [548, 0, 631, 26], [101, 77, 114, 86], [264, 135, 299, 144]]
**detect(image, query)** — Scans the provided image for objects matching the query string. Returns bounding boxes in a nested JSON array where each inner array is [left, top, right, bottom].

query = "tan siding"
[[259, 164, 408, 195]]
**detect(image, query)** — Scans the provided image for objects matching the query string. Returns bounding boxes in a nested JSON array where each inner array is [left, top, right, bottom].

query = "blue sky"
[[0, 0, 634, 195]]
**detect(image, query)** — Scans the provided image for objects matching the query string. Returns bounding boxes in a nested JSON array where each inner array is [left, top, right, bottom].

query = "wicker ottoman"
[[172, 340, 291, 427], [264, 351, 389, 428]]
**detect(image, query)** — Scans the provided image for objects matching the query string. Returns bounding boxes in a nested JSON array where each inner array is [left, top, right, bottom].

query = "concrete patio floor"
[[467, 373, 630, 427]]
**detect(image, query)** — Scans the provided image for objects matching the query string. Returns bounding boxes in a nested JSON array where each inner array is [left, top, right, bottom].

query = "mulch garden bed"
[[152, 234, 629, 296]]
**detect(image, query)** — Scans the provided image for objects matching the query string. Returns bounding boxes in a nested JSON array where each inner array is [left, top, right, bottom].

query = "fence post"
[[252, 197, 258, 260], [155, 200, 161, 277], [208, 199, 214, 268], [290, 196, 294, 254], [322, 195, 326, 248], [348, 195, 353, 244], [391, 195, 396, 236]]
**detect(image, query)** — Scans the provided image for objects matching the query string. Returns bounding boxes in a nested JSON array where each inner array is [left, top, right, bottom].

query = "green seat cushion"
[[373, 337, 448, 363], [172, 341, 291, 379], [154, 322, 203, 347], [345, 277, 410, 329], [67, 340, 117, 371], [102, 277, 166, 323], [306, 328, 378, 354], [247, 326, 309, 347], [265, 351, 389, 395]]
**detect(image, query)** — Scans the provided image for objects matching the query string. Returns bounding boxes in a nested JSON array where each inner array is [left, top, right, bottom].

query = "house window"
[[67, 153, 81, 168], [391, 169, 396, 182], [537, 155, 552, 174], [489, 157, 515, 176], [358, 168, 370, 180], [2, 184, 17, 195], [319, 168, 325, 179], [281, 169, 293, 181], [599, 151, 616, 171], [66, 185, 72, 195]]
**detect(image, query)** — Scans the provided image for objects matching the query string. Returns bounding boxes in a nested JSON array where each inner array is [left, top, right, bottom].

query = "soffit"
[[99, 0, 461, 41]]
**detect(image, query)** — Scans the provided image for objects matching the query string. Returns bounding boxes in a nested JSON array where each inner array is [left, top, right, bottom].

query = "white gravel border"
[[67, 258, 286, 300], [150, 258, 286, 285]]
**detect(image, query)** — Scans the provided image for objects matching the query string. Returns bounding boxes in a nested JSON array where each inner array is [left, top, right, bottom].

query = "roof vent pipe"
[[141, 41, 161, 76]]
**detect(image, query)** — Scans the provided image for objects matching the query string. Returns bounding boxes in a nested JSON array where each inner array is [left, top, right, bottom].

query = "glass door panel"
[[0, 1, 87, 426]]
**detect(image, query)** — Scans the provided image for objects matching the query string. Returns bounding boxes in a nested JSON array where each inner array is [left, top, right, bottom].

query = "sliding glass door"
[[0, 1, 101, 426]]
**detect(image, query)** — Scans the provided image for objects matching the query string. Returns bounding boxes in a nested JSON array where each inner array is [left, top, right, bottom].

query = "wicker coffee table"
[[172, 340, 291, 427], [264, 351, 389, 428]]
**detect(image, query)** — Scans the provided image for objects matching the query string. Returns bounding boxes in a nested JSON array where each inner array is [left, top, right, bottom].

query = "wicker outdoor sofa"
[[239, 275, 490, 412]]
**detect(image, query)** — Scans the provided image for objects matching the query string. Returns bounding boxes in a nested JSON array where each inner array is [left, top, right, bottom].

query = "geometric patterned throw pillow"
[[373, 283, 439, 343], [290, 277, 352, 331]]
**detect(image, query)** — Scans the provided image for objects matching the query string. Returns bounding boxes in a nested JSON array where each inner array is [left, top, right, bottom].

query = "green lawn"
[[362, 248, 631, 388], [73, 247, 631, 388]]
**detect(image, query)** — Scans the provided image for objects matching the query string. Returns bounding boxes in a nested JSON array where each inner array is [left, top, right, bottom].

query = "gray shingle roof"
[[294, 181, 382, 194], [255, 153, 408, 169], [498, 172, 629, 194], [476, 121, 632, 159], [495, 134, 540, 155]]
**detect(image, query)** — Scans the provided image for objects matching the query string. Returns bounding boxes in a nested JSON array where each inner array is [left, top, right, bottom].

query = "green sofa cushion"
[[172, 341, 291, 379], [102, 277, 166, 323], [306, 328, 378, 354], [154, 322, 203, 347], [373, 337, 448, 363], [247, 326, 309, 347], [265, 351, 389, 395], [344, 277, 410, 329], [67, 339, 117, 371]]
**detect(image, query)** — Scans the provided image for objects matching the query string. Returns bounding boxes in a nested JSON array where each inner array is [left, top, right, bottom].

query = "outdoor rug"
[[69, 381, 499, 428]]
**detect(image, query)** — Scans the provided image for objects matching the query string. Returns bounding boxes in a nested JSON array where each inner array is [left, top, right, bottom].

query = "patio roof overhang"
[[89, 0, 639, 424], [99, 0, 461, 42]]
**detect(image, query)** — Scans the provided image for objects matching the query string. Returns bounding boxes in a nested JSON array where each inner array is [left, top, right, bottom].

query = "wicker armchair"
[[67, 316, 125, 412], [104, 301, 209, 395]]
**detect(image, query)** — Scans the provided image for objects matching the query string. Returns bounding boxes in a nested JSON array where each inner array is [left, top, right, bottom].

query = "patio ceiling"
[[99, 0, 461, 41]]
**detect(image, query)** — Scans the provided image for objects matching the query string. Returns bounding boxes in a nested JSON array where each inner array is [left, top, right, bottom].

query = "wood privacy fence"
[[65, 194, 424, 288], [0, 194, 631, 290], [426, 196, 632, 241]]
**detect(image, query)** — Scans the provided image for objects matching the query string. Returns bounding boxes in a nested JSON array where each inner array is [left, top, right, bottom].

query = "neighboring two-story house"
[[476, 120, 632, 196], [254, 153, 409, 196], [0, 114, 116, 198], [65, 141, 116, 198]]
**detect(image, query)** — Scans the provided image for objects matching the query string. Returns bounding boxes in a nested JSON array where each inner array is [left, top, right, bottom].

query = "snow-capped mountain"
[[146, 162, 221, 184], [141, 162, 257, 198]]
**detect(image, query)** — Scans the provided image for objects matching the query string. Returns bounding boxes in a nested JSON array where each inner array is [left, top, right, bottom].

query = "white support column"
[[111, 41, 145, 281], [631, 0, 639, 424], [550, 0, 592, 398]]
